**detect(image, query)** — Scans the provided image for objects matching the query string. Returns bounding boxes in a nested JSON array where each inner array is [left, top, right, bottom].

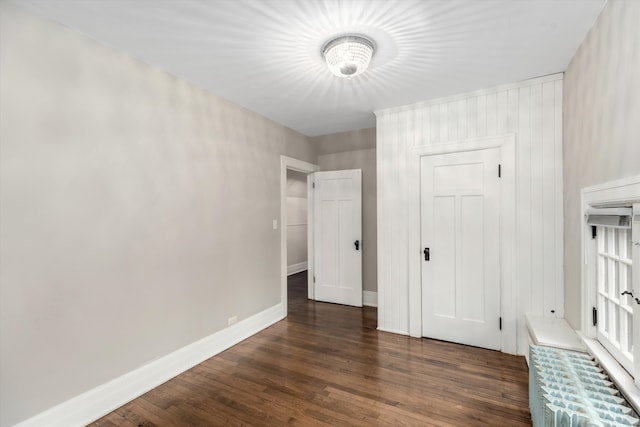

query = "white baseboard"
[[287, 261, 307, 276], [14, 303, 285, 427], [363, 291, 378, 307], [377, 326, 409, 336]]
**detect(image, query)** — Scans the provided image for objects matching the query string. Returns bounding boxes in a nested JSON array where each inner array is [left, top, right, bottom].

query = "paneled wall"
[[376, 74, 564, 354]]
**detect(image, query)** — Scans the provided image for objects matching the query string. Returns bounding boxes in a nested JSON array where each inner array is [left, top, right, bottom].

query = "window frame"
[[593, 225, 634, 373], [581, 174, 640, 386]]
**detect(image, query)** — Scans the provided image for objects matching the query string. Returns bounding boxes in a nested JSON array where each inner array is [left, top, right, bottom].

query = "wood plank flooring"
[[92, 272, 531, 426]]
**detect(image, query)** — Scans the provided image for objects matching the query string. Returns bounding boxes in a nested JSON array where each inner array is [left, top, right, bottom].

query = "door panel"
[[433, 196, 456, 318], [312, 170, 362, 307], [421, 148, 501, 350], [461, 195, 484, 322]]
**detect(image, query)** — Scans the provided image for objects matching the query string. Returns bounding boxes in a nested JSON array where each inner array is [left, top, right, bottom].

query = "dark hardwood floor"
[[92, 272, 531, 426]]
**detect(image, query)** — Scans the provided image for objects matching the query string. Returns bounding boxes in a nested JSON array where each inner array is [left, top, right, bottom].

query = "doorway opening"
[[286, 168, 310, 313], [280, 156, 319, 317]]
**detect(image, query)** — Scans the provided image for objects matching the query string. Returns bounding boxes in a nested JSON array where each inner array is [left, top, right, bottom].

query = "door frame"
[[280, 156, 319, 317], [407, 134, 517, 354]]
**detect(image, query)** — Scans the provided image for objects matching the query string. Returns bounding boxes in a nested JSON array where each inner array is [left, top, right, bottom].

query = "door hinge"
[[592, 307, 598, 326], [499, 317, 502, 330], [313, 275, 316, 283], [591, 225, 597, 239], [498, 164, 502, 178], [312, 182, 315, 189]]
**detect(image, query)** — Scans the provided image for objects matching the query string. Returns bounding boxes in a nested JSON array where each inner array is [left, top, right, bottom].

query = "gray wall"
[[563, 0, 640, 329], [286, 170, 308, 268], [313, 127, 376, 156], [313, 129, 377, 293], [0, 3, 315, 425]]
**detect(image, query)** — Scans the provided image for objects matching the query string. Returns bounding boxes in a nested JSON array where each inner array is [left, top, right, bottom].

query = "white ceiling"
[[18, 0, 606, 137]]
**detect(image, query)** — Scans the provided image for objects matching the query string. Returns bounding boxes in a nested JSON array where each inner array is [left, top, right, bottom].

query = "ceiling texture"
[[19, 0, 606, 137]]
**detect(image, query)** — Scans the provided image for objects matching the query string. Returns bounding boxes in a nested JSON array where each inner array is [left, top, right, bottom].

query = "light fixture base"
[[322, 35, 375, 79]]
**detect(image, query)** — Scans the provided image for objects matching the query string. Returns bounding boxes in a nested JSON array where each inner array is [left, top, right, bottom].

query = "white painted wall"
[[286, 170, 308, 273], [376, 74, 564, 354], [0, 3, 315, 426], [564, 0, 640, 331]]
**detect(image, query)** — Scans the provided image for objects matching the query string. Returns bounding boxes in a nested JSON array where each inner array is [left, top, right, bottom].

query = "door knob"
[[354, 240, 360, 250]]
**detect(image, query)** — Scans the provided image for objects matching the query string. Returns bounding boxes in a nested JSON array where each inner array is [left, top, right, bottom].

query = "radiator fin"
[[529, 345, 640, 426]]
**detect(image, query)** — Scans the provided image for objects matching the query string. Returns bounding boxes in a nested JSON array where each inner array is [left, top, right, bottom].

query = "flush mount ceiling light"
[[322, 35, 375, 79]]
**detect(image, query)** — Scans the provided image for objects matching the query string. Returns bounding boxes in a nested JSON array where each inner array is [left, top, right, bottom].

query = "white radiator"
[[529, 345, 640, 426]]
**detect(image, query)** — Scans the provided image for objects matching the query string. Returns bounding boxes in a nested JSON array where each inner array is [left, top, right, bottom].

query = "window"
[[581, 175, 640, 383], [594, 224, 634, 373]]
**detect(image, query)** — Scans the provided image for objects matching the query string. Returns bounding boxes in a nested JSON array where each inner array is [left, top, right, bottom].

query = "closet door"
[[421, 149, 502, 350]]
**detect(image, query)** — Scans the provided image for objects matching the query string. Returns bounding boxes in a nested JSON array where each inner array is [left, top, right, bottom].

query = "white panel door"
[[421, 148, 501, 350], [312, 170, 362, 307]]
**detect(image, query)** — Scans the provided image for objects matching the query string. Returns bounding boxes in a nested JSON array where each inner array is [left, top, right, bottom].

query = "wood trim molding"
[[287, 262, 308, 276], [363, 291, 378, 307], [280, 156, 319, 317], [377, 326, 409, 336]]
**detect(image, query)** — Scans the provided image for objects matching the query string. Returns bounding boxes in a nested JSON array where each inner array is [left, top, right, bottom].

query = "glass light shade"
[[322, 35, 374, 78]]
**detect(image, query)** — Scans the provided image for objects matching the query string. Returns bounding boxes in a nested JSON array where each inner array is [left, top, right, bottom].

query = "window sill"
[[526, 314, 586, 352], [580, 335, 640, 415]]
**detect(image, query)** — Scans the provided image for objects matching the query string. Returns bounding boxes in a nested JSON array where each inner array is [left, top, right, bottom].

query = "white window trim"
[[580, 173, 640, 411]]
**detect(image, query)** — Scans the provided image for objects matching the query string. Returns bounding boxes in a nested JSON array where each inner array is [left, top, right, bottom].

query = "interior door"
[[311, 169, 362, 307], [421, 148, 501, 350]]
